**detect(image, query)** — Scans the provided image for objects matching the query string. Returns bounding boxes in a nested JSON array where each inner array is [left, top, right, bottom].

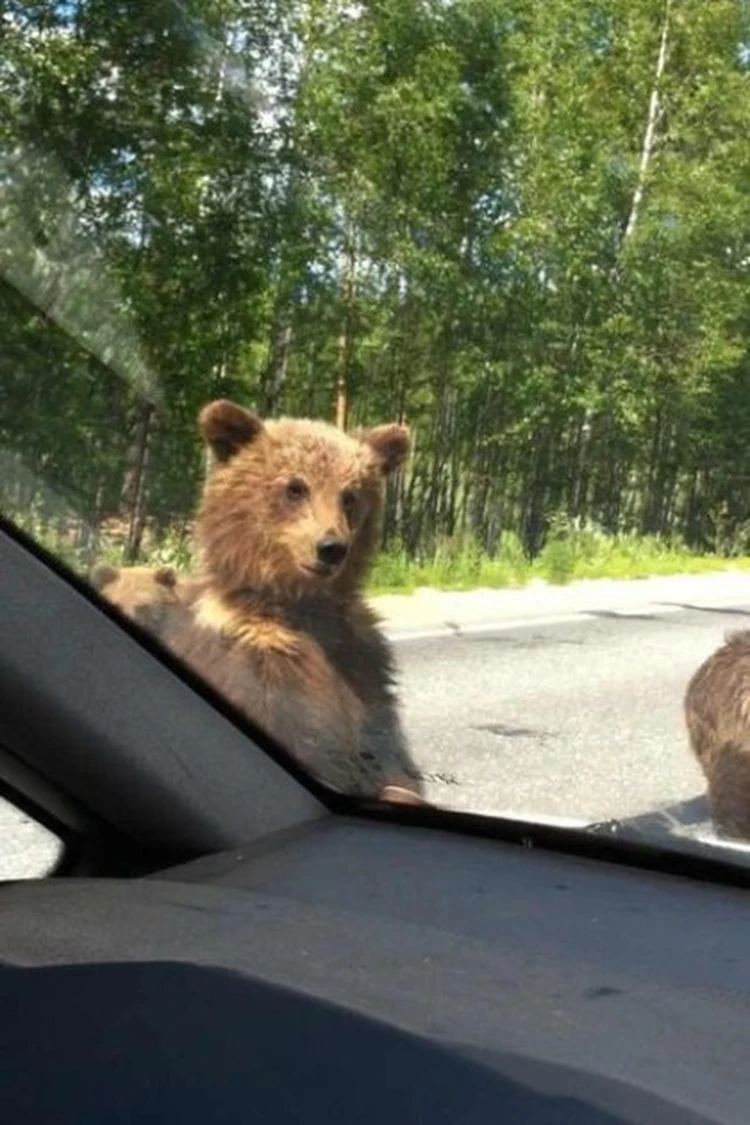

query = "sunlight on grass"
[[368, 522, 750, 595], [368, 531, 530, 593]]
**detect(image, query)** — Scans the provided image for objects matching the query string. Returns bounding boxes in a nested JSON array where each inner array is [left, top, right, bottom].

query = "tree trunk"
[[622, 0, 672, 245], [335, 240, 356, 429], [264, 323, 292, 415], [121, 401, 155, 563], [565, 0, 672, 408]]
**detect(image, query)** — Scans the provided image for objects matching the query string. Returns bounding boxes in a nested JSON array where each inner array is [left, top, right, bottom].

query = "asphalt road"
[[392, 601, 742, 831], [0, 801, 61, 881], [4, 581, 750, 880]]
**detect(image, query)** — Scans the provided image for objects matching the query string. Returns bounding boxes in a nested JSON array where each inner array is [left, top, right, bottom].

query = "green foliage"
[[535, 515, 693, 583], [3, 0, 750, 571]]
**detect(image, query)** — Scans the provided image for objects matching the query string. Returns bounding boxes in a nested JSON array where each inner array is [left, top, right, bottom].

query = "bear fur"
[[684, 630, 750, 841], [90, 564, 188, 632], [151, 399, 425, 802]]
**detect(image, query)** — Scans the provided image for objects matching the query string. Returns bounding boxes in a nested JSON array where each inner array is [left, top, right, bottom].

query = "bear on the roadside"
[[684, 630, 750, 841], [90, 563, 188, 632], [152, 398, 425, 804]]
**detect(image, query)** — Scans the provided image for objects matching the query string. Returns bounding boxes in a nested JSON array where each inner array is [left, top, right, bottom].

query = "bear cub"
[[685, 630, 750, 841], [91, 563, 187, 632], [153, 399, 425, 803]]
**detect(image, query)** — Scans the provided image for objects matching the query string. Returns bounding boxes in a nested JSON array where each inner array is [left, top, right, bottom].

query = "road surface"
[[394, 603, 725, 825], [4, 572, 750, 879]]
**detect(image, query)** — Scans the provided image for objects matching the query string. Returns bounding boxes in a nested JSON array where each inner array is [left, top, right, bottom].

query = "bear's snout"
[[316, 537, 349, 571]]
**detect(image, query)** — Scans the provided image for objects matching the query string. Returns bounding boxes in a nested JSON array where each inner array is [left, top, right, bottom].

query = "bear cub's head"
[[90, 563, 181, 622], [197, 399, 409, 598]]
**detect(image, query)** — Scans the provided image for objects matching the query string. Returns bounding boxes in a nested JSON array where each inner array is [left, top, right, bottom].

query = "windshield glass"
[[4, 0, 750, 865]]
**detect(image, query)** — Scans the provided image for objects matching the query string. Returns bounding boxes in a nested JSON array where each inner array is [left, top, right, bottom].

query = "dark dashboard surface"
[[2, 817, 748, 1123]]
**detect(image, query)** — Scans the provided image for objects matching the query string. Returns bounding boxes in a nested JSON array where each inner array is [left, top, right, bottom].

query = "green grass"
[[368, 531, 530, 594], [6, 506, 750, 595], [368, 524, 750, 595]]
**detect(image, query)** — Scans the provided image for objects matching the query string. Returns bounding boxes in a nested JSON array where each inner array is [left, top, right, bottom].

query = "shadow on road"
[[585, 793, 750, 866], [465, 631, 585, 646], [586, 794, 712, 842], [472, 721, 551, 740], [587, 610, 659, 622], [656, 602, 750, 617]]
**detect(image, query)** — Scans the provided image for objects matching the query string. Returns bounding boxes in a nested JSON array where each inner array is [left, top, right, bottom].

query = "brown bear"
[[684, 630, 750, 841], [150, 399, 425, 804], [90, 563, 188, 632]]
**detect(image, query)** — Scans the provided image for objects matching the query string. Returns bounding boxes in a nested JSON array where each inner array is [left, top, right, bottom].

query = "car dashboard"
[[1, 814, 747, 1124]]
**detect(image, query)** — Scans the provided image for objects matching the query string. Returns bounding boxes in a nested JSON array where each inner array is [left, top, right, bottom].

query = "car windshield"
[[4, 0, 750, 866]]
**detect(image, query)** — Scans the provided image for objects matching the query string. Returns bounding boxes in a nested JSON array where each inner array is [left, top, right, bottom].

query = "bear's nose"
[[317, 538, 349, 569]]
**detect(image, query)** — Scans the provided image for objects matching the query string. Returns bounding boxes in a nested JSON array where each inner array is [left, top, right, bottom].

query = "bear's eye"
[[341, 488, 359, 519], [285, 477, 309, 502]]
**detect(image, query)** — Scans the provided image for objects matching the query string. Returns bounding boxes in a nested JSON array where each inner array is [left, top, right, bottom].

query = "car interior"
[[3, 515, 750, 1125]]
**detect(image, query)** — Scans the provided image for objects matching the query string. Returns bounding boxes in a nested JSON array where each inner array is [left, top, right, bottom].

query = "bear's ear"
[[154, 566, 178, 589], [198, 399, 264, 462], [361, 423, 410, 476], [90, 563, 118, 590]]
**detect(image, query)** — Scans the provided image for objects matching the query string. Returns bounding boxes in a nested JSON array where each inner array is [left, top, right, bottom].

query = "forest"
[[2, 0, 750, 584]]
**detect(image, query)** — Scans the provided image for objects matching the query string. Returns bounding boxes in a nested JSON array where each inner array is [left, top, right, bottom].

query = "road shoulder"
[[370, 570, 750, 639]]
